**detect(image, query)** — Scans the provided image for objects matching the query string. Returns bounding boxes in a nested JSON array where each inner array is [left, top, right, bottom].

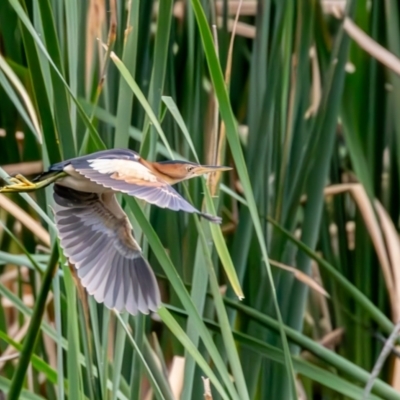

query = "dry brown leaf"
[[208, 0, 243, 195], [173, 1, 256, 19], [319, 327, 345, 348], [85, 0, 106, 94], [0, 194, 50, 247], [374, 201, 400, 390], [305, 45, 321, 118], [363, 322, 400, 398], [270, 259, 329, 297], [0, 268, 29, 284], [324, 184, 399, 321], [375, 201, 400, 309], [202, 377, 213, 400], [42, 317, 57, 370], [216, 18, 255, 39], [321, 0, 346, 15], [215, 1, 257, 16], [324, 179, 400, 392], [0, 319, 30, 369], [0, 353, 19, 363], [311, 261, 333, 334], [1, 161, 42, 177], [302, 327, 344, 362], [324, 9, 400, 77], [169, 356, 185, 399], [342, 17, 400, 76]]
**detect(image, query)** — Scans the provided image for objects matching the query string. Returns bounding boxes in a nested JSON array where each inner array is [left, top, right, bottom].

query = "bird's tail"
[[198, 212, 222, 224]]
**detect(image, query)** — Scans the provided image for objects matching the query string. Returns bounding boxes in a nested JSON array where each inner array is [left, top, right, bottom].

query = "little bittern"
[[0, 149, 231, 315]]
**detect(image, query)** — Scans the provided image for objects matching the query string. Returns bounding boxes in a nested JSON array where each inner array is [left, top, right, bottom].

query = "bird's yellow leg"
[[0, 172, 67, 193], [0, 174, 37, 192], [14, 174, 35, 186]]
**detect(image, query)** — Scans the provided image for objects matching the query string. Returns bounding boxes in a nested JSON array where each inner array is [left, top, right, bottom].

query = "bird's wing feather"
[[70, 158, 221, 223], [49, 148, 140, 172], [53, 184, 161, 315]]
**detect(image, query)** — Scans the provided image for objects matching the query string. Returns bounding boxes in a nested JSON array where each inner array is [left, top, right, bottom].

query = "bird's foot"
[[0, 175, 37, 193]]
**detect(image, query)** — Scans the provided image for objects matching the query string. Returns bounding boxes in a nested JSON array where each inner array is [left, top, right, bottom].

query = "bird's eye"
[[187, 166, 195, 172]]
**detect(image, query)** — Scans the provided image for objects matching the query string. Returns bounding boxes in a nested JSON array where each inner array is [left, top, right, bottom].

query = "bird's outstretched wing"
[[53, 184, 161, 315], [69, 156, 221, 223]]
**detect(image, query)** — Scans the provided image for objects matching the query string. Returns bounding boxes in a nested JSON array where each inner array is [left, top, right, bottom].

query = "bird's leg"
[[0, 172, 67, 193], [13, 174, 35, 186], [0, 174, 37, 192]]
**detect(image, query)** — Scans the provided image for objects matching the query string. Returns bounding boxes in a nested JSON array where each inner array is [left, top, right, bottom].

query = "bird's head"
[[151, 160, 232, 184]]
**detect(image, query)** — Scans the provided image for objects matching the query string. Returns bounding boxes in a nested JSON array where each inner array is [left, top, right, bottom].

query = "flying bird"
[[0, 149, 231, 315]]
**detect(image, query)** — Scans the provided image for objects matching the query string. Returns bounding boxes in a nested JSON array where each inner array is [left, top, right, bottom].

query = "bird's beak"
[[194, 165, 232, 175]]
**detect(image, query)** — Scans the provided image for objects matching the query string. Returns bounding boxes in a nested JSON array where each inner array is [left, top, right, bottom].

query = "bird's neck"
[[139, 158, 180, 185]]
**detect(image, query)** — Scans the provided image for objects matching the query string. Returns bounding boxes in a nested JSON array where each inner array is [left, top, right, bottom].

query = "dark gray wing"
[[53, 184, 161, 315], [70, 157, 221, 223]]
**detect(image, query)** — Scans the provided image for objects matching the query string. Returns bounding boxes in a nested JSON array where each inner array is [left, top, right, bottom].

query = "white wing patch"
[[88, 159, 158, 182]]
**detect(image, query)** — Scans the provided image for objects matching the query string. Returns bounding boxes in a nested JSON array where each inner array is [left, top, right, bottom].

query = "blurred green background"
[[0, 0, 400, 399]]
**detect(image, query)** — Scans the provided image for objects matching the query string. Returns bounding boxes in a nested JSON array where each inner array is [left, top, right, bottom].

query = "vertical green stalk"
[[181, 242, 210, 399], [129, 315, 144, 400], [189, 0, 297, 397], [114, 0, 140, 149], [63, 265, 84, 400], [7, 245, 59, 400], [289, 5, 354, 329], [52, 273, 64, 400], [36, 0, 76, 158], [111, 313, 129, 400], [140, 0, 173, 159]]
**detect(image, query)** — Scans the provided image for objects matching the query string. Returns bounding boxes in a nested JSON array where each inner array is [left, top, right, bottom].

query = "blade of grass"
[[158, 307, 230, 400], [64, 0, 79, 134], [161, 96, 200, 163], [107, 50, 173, 157], [0, 330, 58, 386], [181, 240, 209, 399], [62, 264, 84, 400], [139, 337, 175, 400], [8, 0, 105, 152], [0, 278, 132, 400], [0, 55, 41, 142], [0, 167, 56, 231], [80, 101, 246, 204], [162, 94, 244, 299], [168, 303, 400, 400], [193, 215, 249, 400], [267, 217, 394, 334], [0, 376, 47, 400], [189, 0, 297, 396], [35, 0, 76, 158], [114, 0, 140, 149], [88, 297, 106, 400], [233, 331, 382, 400], [129, 314, 143, 400], [114, 313, 165, 400], [124, 196, 241, 400], [7, 244, 59, 400], [140, 0, 173, 160], [111, 314, 129, 400], [52, 272, 64, 400]]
